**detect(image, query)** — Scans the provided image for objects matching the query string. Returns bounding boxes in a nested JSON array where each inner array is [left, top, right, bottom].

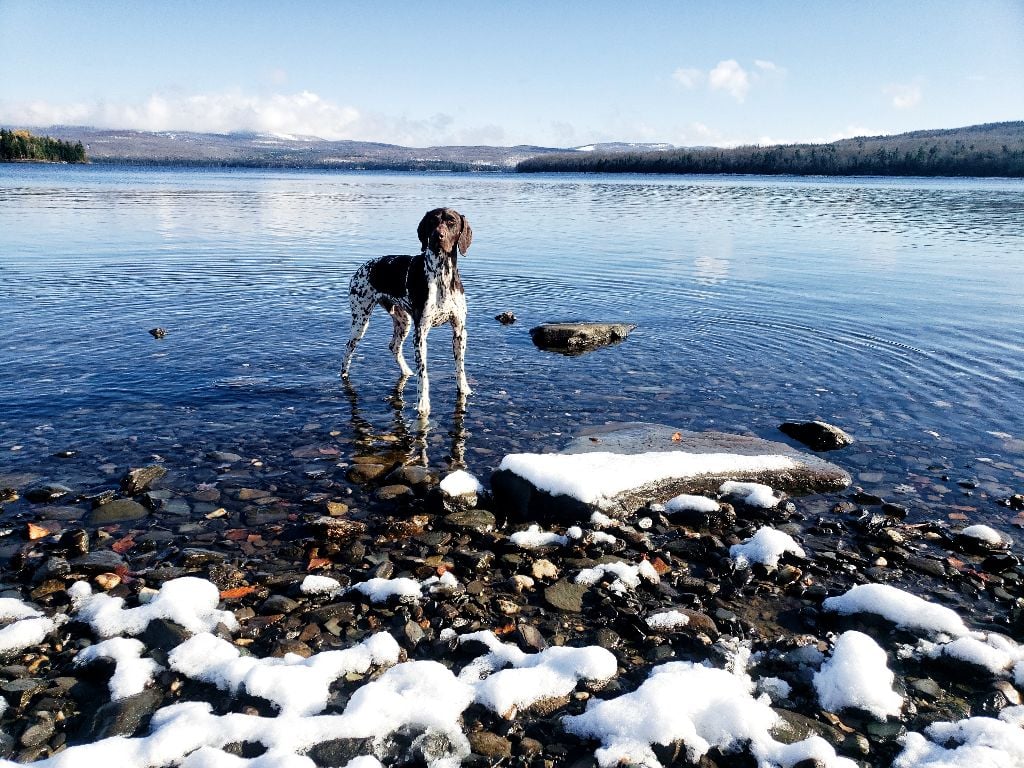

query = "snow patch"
[[814, 631, 903, 719], [730, 527, 804, 569], [822, 583, 970, 638]]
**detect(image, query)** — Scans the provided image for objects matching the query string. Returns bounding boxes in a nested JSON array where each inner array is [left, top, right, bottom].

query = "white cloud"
[[708, 59, 751, 102], [885, 82, 923, 110], [0, 90, 361, 140], [672, 67, 704, 89], [754, 59, 779, 72]]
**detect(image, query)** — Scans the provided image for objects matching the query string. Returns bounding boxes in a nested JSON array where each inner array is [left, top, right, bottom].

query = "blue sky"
[[1, 0, 1022, 147]]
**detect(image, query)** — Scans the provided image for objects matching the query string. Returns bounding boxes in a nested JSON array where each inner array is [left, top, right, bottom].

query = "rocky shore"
[[0, 422, 1023, 767]]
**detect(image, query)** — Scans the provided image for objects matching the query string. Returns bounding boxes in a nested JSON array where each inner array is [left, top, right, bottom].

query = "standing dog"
[[341, 208, 472, 417]]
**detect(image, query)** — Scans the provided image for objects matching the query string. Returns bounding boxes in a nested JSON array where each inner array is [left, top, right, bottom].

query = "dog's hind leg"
[[341, 285, 374, 379], [389, 307, 415, 378]]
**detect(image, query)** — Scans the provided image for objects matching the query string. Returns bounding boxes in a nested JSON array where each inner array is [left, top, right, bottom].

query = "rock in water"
[[119, 465, 167, 496], [778, 420, 854, 451], [148, 327, 166, 339], [529, 322, 636, 355], [492, 422, 851, 521]]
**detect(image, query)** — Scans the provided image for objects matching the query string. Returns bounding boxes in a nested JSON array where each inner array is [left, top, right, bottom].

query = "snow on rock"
[[439, 469, 483, 497], [69, 577, 239, 638], [729, 527, 805, 569], [168, 632, 401, 717], [645, 610, 691, 632], [719, 481, 782, 508], [664, 493, 720, 514], [575, 560, 660, 594], [75, 637, 163, 700], [299, 575, 343, 596], [814, 631, 903, 720], [497, 451, 797, 509], [181, 747, 316, 767], [921, 634, 1024, 676], [822, 583, 970, 638], [0, 615, 63, 656], [893, 708, 1024, 768], [348, 577, 424, 603], [0, 597, 43, 621], [455, 631, 617, 718], [960, 524, 1011, 547], [563, 660, 857, 768], [509, 524, 568, 549]]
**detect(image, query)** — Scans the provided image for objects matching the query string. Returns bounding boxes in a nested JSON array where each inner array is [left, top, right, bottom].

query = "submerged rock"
[[493, 422, 851, 521], [529, 322, 636, 355]]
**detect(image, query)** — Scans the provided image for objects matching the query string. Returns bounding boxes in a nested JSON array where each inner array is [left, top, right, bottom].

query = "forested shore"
[[1, 129, 87, 163], [518, 122, 1024, 177]]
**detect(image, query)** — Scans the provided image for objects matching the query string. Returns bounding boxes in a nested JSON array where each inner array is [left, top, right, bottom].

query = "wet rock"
[[24, 483, 73, 503], [311, 517, 368, 543], [261, 595, 300, 615], [119, 465, 167, 496], [1, 679, 45, 711], [180, 548, 227, 568], [529, 322, 636, 355], [89, 499, 149, 525], [514, 622, 548, 652], [544, 579, 588, 612], [208, 451, 243, 464], [778, 421, 854, 452], [387, 466, 437, 489], [271, 639, 313, 658], [495, 311, 517, 325], [346, 463, 390, 484], [377, 484, 414, 501], [70, 550, 125, 574], [148, 327, 166, 339], [140, 619, 191, 652], [493, 423, 851, 521]]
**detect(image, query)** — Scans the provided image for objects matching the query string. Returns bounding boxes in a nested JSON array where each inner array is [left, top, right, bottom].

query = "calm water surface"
[[1, 166, 1022, 530]]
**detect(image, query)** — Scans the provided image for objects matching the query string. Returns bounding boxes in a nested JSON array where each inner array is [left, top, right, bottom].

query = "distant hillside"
[[518, 122, 1024, 177], [0, 128, 86, 163], [16, 127, 567, 171]]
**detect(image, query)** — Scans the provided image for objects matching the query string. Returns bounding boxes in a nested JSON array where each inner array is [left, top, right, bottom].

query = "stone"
[[180, 548, 227, 568], [529, 322, 636, 355], [495, 311, 517, 325], [544, 579, 588, 613], [119, 465, 167, 496], [493, 422, 851, 521], [78, 687, 163, 740], [531, 559, 560, 580], [468, 731, 512, 759], [70, 550, 126, 574], [89, 499, 148, 525], [311, 517, 368, 542], [443, 509, 496, 532], [346, 463, 390, 484], [778, 421, 854, 452], [376, 484, 413, 501], [24, 483, 73, 503], [304, 738, 375, 767]]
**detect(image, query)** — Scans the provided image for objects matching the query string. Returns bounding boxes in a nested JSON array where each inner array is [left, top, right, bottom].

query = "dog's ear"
[[458, 214, 473, 255], [417, 209, 439, 253]]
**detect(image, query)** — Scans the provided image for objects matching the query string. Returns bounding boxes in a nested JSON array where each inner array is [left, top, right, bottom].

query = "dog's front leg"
[[414, 320, 430, 418], [452, 315, 471, 396]]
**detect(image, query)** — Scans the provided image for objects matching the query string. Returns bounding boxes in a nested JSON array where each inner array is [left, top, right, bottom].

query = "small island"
[[0, 128, 87, 163]]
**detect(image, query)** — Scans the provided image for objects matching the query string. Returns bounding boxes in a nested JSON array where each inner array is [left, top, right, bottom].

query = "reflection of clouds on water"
[[692, 234, 732, 285]]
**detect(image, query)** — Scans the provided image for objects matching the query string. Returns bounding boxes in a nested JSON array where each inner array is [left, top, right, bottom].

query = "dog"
[[341, 208, 472, 418]]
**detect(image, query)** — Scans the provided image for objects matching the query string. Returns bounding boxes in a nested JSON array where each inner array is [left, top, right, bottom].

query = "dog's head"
[[417, 208, 472, 257]]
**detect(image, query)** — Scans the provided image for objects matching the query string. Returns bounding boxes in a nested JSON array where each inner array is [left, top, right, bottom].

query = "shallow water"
[[1, 166, 1023, 530]]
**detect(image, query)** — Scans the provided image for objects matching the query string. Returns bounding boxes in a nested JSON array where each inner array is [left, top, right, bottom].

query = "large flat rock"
[[492, 422, 851, 521], [529, 322, 636, 355]]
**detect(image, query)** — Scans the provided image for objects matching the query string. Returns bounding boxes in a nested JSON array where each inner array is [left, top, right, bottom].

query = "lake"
[[1, 165, 1022, 532]]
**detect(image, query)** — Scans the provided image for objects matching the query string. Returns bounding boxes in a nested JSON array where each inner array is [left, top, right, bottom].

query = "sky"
[[1, 0, 1022, 148]]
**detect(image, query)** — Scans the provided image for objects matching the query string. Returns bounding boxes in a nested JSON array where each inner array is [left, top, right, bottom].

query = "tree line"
[[518, 122, 1024, 178], [1, 129, 87, 163]]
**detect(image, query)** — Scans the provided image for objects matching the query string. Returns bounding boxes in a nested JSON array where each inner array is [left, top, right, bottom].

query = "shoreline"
[[1, 421, 1022, 766]]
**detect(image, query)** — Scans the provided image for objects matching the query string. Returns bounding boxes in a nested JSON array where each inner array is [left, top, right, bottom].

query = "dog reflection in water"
[[343, 377, 467, 471]]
